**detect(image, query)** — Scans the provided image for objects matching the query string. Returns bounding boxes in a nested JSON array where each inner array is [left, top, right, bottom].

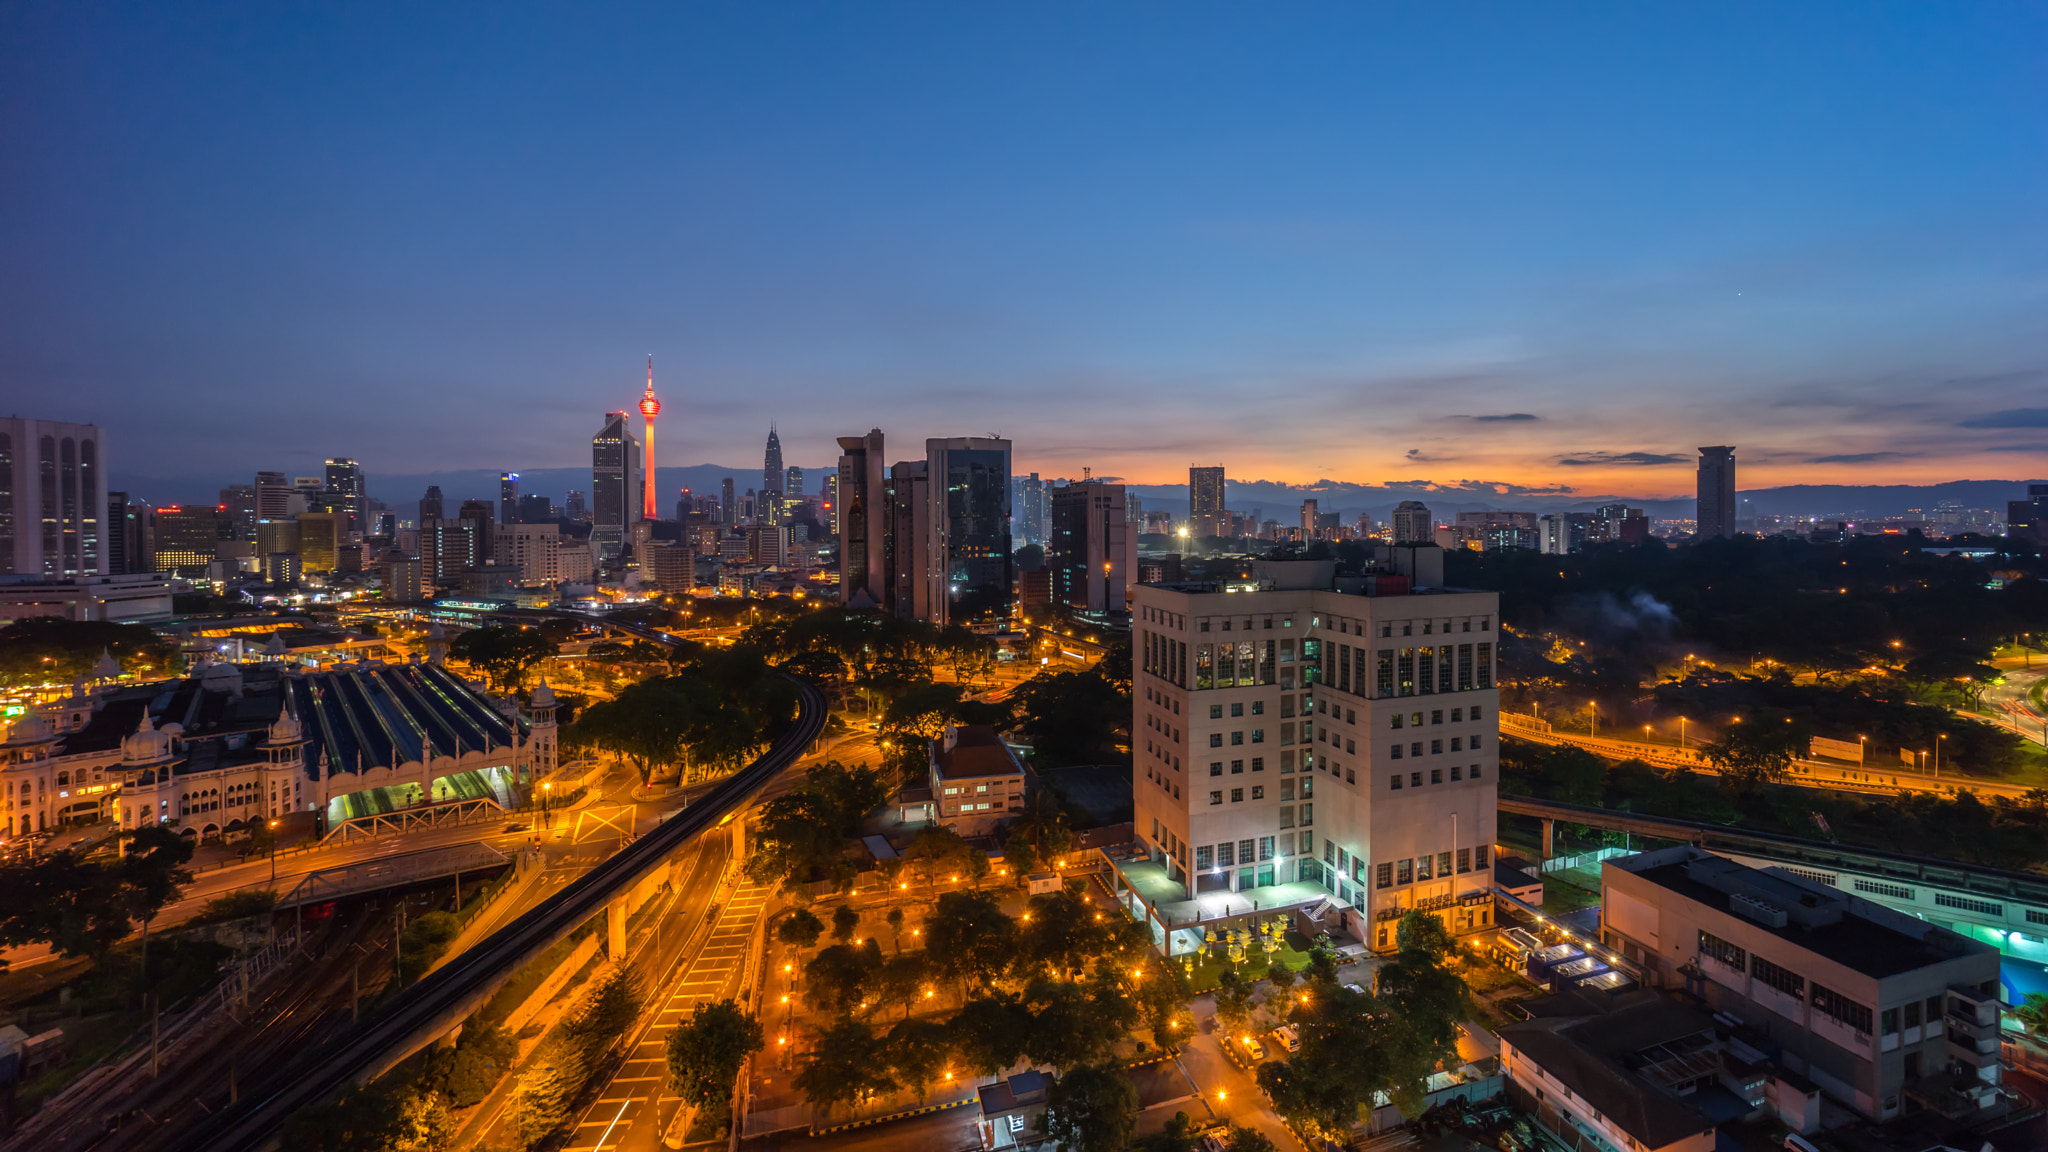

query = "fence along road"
[[163, 673, 826, 1152]]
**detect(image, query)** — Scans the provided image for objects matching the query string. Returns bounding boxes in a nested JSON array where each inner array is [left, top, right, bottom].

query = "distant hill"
[[112, 464, 2040, 524]]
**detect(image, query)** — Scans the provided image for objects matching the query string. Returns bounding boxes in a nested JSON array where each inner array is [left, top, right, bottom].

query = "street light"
[[1935, 734, 1945, 779]]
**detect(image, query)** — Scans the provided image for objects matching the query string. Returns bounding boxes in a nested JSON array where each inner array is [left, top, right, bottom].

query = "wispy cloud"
[[1556, 451, 1687, 467], [1983, 443, 2048, 454], [1459, 412, 1540, 423], [1405, 448, 1449, 463], [1807, 451, 1911, 464], [1958, 408, 2048, 429]]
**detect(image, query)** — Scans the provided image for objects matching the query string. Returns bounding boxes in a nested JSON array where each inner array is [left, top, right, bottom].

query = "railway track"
[[158, 673, 825, 1152]]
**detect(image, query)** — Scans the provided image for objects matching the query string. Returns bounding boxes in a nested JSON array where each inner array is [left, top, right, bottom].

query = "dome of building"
[[268, 699, 302, 744], [4, 703, 55, 746], [122, 711, 175, 764], [90, 648, 122, 680], [529, 676, 556, 709], [200, 661, 246, 699]]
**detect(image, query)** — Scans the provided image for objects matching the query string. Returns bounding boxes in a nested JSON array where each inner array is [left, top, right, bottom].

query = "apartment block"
[[1602, 847, 2003, 1121], [1128, 559, 1499, 951]]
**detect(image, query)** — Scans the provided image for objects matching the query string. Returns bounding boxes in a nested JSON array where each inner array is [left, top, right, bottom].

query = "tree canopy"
[[0, 617, 177, 688], [447, 625, 558, 692]]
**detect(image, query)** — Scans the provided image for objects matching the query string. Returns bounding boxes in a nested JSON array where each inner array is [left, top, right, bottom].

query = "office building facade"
[[591, 411, 641, 557], [323, 458, 365, 535], [1696, 446, 1737, 539], [837, 429, 889, 608], [926, 437, 1012, 626], [1048, 480, 1136, 614], [1189, 466, 1226, 540], [500, 472, 520, 524], [1130, 562, 1500, 951], [1020, 473, 1048, 548], [153, 506, 224, 576], [255, 471, 293, 521], [2007, 484, 2048, 546], [1391, 500, 1433, 545], [0, 417, 109, 578]]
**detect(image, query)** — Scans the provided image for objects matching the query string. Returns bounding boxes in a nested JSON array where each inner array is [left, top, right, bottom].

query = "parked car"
[[1273, 1024, 1302, 1053], [1237, 1035, 1267, 1062]]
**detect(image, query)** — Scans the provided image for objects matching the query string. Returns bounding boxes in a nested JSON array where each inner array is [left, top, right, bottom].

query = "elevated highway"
[[166, 673, 826, 1152], [1500, 794, 2048, 957], [1501, 711, 2040, 801]]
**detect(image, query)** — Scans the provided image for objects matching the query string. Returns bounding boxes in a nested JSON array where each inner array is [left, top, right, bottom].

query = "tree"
[[666, 998, 765, 1109], [949, 993, 1030, 1079], [831, 903, 860, 944], [1010, 666, 1129, 764], [448, 625, 559, 692], [1376, 911, 1472, 1115], [1214, 970, 1254, 1035], [1018, 889, 1114, 975], [904, 826, 975, 896], [794, 1018, 898, 1115], [0, 617, 176, 688], [513, 1038, 588, 1148], [885, 1018, 953, 1101], [778, 907, 825, 953], [1040, 1064, 1139, 1152], [2015, 992, 2048, 1037], [0, 824, 194, 963], [748, 760, 889, 894], [1021, 974, 1135, 1071], [922, 891, 1018, 989], [806, 940, 884, 1016], [1702, 717, 1809, 797], [567, 963, 643, 1068], [1222, 1125, 1277, 1152], [885, 907, 906, 954]]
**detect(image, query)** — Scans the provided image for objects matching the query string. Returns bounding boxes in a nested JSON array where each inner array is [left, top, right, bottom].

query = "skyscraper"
[[219, 483, 257, 540], [1189, 465, 1226, 539], [106, 491, 133, 574], [564, 489, 587, 523], [1049, 480, 1135, 614], [1696, 446, 1737, 539], [640, 358, 662, 521], [1392, 501, 1433, 545], [592, 411, 641, 557], [419, 485, 445, 524], [721, 477, 737, 526], [886, 460, 931, 620], [824, 473, 842, 536], [1020, 473, 1048, 548], [500, 472, 521, 525], [836, 429, 887, 608], [0, 417, 108, 577], [1299, 499, 1320, 540], [255, 471, 293, 521], [2008, 484, 2048, 546], [324, 457, 365, 535], [763, 426, 784, 497], [927, 436, 1012, 626], [785, 466, 805, 502]]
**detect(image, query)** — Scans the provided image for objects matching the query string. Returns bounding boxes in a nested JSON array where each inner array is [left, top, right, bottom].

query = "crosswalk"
[[561, 882, 771, 1152]]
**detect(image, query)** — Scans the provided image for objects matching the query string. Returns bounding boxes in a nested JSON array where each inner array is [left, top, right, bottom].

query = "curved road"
[[163, 673, 825, 1152]]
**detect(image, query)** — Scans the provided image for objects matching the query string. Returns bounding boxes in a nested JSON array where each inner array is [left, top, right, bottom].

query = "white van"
[[1782, 1134, 1821, 1152]]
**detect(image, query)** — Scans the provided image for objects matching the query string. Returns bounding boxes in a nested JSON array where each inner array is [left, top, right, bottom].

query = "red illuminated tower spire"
[[639, 356, 661, 520]]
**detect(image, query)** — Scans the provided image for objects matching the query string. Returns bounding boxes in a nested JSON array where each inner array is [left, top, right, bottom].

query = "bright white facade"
[[1130, 559, 1500, 950]]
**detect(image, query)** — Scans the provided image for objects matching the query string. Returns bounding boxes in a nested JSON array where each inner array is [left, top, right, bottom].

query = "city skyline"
[[5, 6, 2044, 492]]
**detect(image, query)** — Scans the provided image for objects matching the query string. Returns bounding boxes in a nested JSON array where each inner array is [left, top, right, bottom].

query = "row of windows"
[[1391, 706, 1483, 729], [1934, 892, 2004, 916], [1698, 930, 1745, 970], [1388, 765, 1482, 788], [1365, 845, 1490, 888], [1853, 878, 1914, 900], [1389, 735, 1483, 758], [1194, 834, 1309, 870], [1810, 982, 1874, 1035]]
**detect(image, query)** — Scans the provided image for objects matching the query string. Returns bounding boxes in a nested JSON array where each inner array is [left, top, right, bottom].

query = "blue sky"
[[3, 2, 2044, 498]]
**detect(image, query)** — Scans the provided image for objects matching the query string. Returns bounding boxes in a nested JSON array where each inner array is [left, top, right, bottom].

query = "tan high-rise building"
[[296, 512, 340, 571], [1126, 561, 1500, 954], [0, 417, 109, 578]]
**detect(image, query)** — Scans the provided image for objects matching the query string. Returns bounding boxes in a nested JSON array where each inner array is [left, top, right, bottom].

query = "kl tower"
[[639, 356, 662, 521]]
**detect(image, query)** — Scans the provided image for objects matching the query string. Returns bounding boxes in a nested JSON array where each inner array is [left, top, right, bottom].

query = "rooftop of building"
[[930, 725, 1025, 781], [1612, 848, 1987, 979], [1499, 993, 1719, 1150]]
